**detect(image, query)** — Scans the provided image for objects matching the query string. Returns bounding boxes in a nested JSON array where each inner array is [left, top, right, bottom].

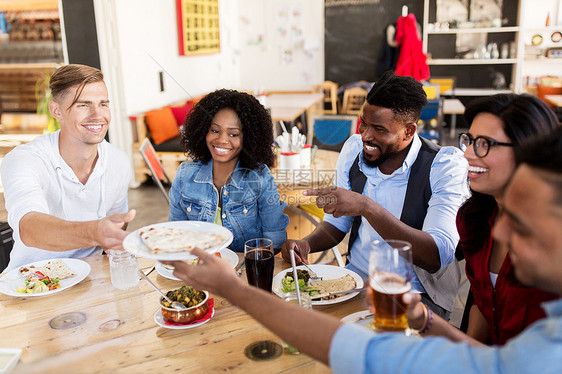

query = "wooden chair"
[[341, 87, 367, 115], [139, 138, 171, 203], [313, 80, 339, 114]]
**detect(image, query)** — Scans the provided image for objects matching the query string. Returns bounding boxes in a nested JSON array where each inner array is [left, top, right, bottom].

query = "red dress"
[[394, 14, 430, 81], [458, 207, 557, 345]]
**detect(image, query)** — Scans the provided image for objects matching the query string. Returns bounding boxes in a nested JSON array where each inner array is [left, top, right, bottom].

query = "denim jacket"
[[169, 160, 289, 252]]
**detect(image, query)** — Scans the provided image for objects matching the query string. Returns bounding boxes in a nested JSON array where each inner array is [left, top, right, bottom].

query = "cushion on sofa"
[[170, 101, 193, 127], [145, 106, 180, 145]]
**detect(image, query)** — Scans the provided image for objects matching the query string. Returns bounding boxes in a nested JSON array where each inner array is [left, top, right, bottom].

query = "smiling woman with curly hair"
[[169, 89, 289, 252]]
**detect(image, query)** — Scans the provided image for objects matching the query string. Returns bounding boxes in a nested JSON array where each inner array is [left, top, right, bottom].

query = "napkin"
[[164, 298, 215, 326]]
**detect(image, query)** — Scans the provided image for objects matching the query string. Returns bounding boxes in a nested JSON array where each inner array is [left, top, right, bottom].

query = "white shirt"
[[1, 131, 131, 272], [324, 134, 469, 292]]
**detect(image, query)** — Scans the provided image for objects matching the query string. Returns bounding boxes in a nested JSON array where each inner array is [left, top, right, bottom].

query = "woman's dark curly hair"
[[181, 89, 274, 170]]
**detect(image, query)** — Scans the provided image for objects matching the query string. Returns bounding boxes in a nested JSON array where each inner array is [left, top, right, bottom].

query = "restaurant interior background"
[[1, 0, 561, 171], [0, 0, 560, 341], [0, 0, 561, 223]]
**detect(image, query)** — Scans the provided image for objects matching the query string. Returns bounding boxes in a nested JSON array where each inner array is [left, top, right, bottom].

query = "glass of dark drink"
[[244, 238, 274, 292], [243, 238, 282, 360], [369, 239, 412, 333]]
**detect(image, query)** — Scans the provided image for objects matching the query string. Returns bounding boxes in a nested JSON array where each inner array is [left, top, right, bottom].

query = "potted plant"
[[35, 72, 59, 133]]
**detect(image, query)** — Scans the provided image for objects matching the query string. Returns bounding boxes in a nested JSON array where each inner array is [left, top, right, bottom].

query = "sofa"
[[131, 96, 202, 183]]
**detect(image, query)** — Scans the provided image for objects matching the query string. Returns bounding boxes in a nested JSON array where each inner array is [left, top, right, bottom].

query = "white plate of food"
[[0, 258, 91, 297], [341, 310, 420, 337], [341, 310, 374, 329], [155, 247, 239, 281], [272, 264, 364, 306], [153, 307, 215, 330], [123, 221, 233, 261]]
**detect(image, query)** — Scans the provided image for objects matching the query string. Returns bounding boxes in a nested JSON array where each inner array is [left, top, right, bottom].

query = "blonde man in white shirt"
[[1, 64, 135, 272]]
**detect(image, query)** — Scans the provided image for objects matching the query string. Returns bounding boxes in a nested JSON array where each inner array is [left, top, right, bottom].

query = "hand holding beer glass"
[[369, 239, 412, 332]]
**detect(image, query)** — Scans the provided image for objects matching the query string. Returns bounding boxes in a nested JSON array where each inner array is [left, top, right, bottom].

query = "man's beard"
[[362, 150, 387, 168]]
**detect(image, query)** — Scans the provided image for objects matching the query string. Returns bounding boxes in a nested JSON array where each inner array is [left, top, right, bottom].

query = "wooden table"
[[266, 93, 324, 109], [269, 106, 307, 123], [1, 254, 367, 373], [544, 94, 562, 108]]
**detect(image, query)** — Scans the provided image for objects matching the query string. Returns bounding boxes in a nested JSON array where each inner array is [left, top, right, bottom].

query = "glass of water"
[[108, 250, 139, 290], [282, 292, 312, 354]]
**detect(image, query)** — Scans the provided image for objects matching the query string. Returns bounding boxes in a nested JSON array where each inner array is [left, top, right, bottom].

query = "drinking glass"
[[281, 292, 312, 354], [108, 249, 140, 290], [244, 238, 274, 292], [369, 239, 412, 332], [243, 238, 282, 360]]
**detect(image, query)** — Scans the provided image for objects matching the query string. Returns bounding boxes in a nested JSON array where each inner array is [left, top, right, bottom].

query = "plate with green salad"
[[272, 264, 363, 305], [0, 258, 91, 297]]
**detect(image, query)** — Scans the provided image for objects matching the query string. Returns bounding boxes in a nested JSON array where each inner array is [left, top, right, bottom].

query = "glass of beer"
[[244, 238, 275, 293], [369, 239, 412, 332]]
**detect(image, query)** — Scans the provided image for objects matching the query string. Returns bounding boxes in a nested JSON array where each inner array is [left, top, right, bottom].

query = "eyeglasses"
[[458, 132, 513, 158]]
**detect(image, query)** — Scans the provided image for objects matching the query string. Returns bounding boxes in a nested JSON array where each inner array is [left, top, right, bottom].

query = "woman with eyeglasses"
[[455, 94, 559, 345], [403, 94, 559, 346]]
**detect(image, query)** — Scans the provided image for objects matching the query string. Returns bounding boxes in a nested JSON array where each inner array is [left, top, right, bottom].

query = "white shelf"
[[524, 58, 562, 63], [518, 0, 562, 90], [427, 27, 520, 34], [427, 59, 518, 65]]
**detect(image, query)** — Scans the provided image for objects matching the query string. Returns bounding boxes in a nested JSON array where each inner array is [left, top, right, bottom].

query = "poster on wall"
[[176, 0, 220, 56]]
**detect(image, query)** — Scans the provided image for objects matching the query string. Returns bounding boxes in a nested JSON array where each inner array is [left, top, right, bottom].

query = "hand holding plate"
[[95, 209, 136, 250]]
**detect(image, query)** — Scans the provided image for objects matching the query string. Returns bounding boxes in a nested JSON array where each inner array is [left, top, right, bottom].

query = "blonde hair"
[[49, 64, 104, 108]]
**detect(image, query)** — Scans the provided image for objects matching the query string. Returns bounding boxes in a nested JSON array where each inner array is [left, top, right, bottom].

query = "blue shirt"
[[169, 160, 289, 252], [324, 134, 469, 292], [329, 298, 562, 374]]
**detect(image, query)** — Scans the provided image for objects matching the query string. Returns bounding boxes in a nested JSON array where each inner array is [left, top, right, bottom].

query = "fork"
[[302, 263, 322, 281], [235, 260, 245, 277], [292, 253, 322, 281]]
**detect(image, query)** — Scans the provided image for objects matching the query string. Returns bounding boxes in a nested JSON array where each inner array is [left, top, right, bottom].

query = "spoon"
[[138, 270, 187, 310]]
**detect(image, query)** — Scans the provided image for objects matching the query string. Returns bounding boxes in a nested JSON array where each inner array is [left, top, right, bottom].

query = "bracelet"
[[417, 303, 428, 332], [420, 304, 434, 334]]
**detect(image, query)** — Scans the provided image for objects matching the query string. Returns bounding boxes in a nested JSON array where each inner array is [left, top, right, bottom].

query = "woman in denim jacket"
[[169, 89, 289, 252]]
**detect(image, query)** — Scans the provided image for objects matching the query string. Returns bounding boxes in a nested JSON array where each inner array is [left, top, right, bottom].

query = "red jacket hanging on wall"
[[394, 14, 429, 81]]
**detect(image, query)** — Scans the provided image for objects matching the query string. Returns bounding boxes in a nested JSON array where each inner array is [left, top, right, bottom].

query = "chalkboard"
[[325, 0, 423, 85]]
